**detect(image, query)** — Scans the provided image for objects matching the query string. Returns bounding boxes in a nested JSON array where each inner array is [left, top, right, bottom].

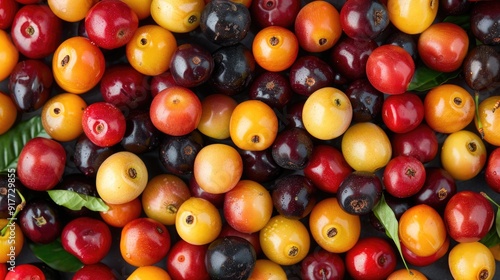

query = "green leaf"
[[47, 190, 109, 212], [480, 226, 500, 248], [29, 239, 83, 272], [496, 207, 500, 238], [479, 192, 500, 248], [407, 66, 461, 92], [0, 116, 51, 172], [443, 15, 470, 30], [372, 194, 409, 270]]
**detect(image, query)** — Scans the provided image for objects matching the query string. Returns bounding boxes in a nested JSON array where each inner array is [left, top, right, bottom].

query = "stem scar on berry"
[[327, 227, 337, 238], [61, 55, 70, 67], [128, 167, 137, 179]]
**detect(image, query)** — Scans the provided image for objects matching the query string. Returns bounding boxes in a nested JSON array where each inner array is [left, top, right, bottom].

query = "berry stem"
[[0, 189, 26, 236], [481, 192, 500, 208]]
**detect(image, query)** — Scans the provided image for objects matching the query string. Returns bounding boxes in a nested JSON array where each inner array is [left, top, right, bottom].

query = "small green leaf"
[[0, 116, 51, 172], [407, 66, 461, 92], [480, 226, 500, 248], [443, 15, 470, 30], [29, 239, 83, 272], [47, 190, 109, 212], [495, 208, 500, 239], [372, 194, 409, 270], [479, 192, 500, 248]]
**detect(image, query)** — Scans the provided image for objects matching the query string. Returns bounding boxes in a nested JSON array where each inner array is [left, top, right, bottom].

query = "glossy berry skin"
[[337, 171, 383, 215], [289, 55, 335, 97], [188, 176, 225, 209], [463, 44, 500, 92], [330, 36, 378, 81], [19, 199, 61, 244], [271, 127, 314, 170], [382, 92, 424, 133], [399, 204, 447, 258], [239, 148, 282, 183], [250, 0, 300, 28], [272, 174, 316, 219], [385, 30, 419, 62], [340, 0, 390, 40], [159, 131, 204, 175], [200, 0, 251, 46], [73, 263, 117, 280], [73, 134, 117, 177], [301, 249, 345, 280], [52, 36, 106, 94], [120, 218, 171, 267], [125, 24, 178, 76], [99, 64, 150, 113], [85, 0, 139, 49], [205, 236, 256, 280], [61, 217, 112, 265], [4, 264, 45, 280], [345, 237, 397, 280], [248, 71, 293, 109], [444, 191, 494, 243], [402, 237, 450, 267], [366, 44, 415, 95], [121, 110, 161, 154], [412, 167, 457, 213], [166, 240, 210, 280], [209, 44, 256, 95], [345, 79, 384, 123], [150, 86, 203, 136], [390, 123, 438, 163], [304, 144, 352, 194], [218, 224, 262, 256], [470, 1, 500, 45], [486, 147, 500, 193], [82, 102, 126, 147], [440, 0, 470, 16], [417, 22, 469, 73], [10, 4, 63, 58], [17, 137, 66, 191], [252, 25, 299, 72], [8, 59, 53, 112], [150, 70, 178, 98], [294, 1, 342, 53], [0, 0, 18, 29], [383, 155, 426, 198], [0, 175, 23, 219], [170, 43, 214, 88]]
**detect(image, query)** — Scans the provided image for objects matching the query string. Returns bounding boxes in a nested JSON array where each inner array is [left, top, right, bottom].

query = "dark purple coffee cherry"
[[159, 131, 204, 175], [169, 43, 214, 88], [337, 171, 383, 215], [471, 1, 500, 45], [200, 0, 251, 46], [19, 199, 62, 244], [289, 55, 335, 97], [330, 37, 378, 81], [239, 148, 282, 184], [345, 79, 384, 123], [121, 110, 161, 154], [205, 236, 256, 280], [249, 71, 293, 109], [272, 174, 316, 219], [73, 134, 117, 177], [271, 127, 314, 170], [209, 43, 256, 95]]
